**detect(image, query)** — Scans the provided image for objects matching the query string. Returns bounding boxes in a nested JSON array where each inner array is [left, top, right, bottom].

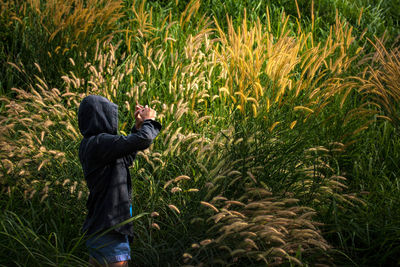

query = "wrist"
[[142, 117, 155, 121], [135, 121, 142, 129]]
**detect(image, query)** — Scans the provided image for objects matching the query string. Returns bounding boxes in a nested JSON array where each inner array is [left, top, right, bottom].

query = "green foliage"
[[1, 0, 400, 266], [319, 120, 400, 266], [0, 189, 87, 266], [0, 0, 124, 95]]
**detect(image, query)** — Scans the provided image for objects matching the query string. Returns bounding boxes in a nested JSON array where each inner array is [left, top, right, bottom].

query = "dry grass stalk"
[[4, 0, 124, 53], [168, 204, 180, 214], [0, 63, 87, 199], [290, 145, 364, 209], [185, 185, 331, 265], [214, 10, 359, 124], [328, 37, 400, 130]]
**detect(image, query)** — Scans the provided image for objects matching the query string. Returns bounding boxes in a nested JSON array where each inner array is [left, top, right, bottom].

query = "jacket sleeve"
[[91, 120, 162, 164], [123, 122, 142, 166]]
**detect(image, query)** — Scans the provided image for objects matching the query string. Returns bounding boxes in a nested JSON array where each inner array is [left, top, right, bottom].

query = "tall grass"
[[1, 0, 400, 266], [0, 0, 124, 94], [213, 8, 361, 122], [0, 197, 87, 267], [341, 37, 400, 129], [0, 69, 82, 197]]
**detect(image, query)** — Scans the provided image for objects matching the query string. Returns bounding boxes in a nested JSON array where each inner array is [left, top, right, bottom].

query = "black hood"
[[78, 95, 118, 138]]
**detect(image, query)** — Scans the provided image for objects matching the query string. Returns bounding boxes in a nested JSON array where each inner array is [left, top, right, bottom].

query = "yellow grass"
[[213, 9, 358, 123]]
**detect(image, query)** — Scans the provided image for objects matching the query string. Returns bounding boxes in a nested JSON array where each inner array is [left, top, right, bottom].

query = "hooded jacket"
[[78, 95, 161, 237]]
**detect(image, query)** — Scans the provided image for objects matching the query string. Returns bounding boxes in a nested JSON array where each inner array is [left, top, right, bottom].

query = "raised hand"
[[134, 104, 157, 129], [140, 105, 157, 121]]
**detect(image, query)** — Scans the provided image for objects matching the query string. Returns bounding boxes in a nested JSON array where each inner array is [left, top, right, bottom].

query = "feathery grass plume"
[[214, 11, 266, 117], [18, 0, 123, 51], [213, 9, 359, 123], [151, 223, 160, 230], [0, 63, 86, 200], [151, 212, 159, 217], [123, 0, 215, 120], [179, 0, 200, 28], [185, 186, 331, 266], [330, 37, 400, 131], [168, 204, 181, 214], [290, 144, 364, 211], [1, 0, 124, 94], [126, 0, 156, 42], [171, 187, 182, 193], [176, 135, 332, 265]]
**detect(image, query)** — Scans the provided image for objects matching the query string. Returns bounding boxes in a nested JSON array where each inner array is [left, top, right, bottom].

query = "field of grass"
[[1, 0, 399, 266]]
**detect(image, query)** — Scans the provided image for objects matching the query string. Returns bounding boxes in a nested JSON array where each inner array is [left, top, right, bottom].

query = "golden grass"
[[214, 9, 360, 125], [329, 37, 400, 130], [214, 11, 266, 116], [2, 0, 124, 53]]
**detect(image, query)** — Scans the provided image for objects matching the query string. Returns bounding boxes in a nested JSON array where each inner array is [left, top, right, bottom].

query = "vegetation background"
[[1, 0, 399, 266]]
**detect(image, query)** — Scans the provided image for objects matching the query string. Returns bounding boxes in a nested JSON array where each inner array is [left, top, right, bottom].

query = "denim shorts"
[[86, 231, 131, 264]]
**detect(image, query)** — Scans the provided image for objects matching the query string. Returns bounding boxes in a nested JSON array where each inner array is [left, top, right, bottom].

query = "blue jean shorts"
[[86, 231, 131, 264]]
